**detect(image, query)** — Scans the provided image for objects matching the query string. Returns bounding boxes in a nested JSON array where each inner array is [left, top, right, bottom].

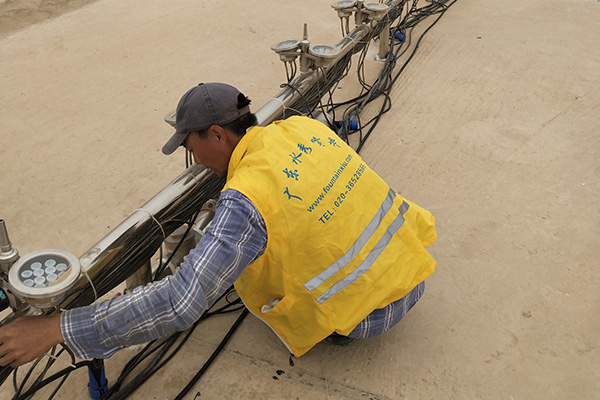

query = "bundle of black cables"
[[8, 286, 246, 400], [98, 286, 247, 400]]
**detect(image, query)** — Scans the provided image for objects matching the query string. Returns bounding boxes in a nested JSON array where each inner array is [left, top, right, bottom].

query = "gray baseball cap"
[[162, 82, 251, 155]]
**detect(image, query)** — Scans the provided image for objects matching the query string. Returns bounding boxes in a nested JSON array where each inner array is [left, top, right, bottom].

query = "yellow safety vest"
[[225, 116, 436, 356]]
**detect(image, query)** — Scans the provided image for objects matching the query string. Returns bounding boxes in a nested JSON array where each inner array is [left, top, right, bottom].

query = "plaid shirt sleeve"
[[61, 189, 267, 359], [348, 281, 425, 338], [61, 189, 423, 359]]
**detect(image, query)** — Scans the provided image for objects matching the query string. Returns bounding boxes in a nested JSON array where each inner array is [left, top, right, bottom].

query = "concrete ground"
[[1, 0, 599, 399]]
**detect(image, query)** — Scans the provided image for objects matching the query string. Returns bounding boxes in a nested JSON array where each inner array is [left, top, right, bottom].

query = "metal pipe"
[[377, 20, 391, 60]]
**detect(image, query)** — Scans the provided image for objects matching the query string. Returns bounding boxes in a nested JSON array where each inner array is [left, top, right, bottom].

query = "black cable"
[[174, 308, 249, 400], [12, 361, 92, 400], [329, 0, 456, 153], [12, 346, 55, 399], [280, 82, 317, 119], [100, 287, 242, 399], [47, 345, 76, 400], [106, 335, 182, 400]]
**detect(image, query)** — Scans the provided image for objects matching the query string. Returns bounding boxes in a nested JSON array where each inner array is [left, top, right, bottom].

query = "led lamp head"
[[331, 0, 357, 17], [8, 249, 81, 310], [271, 39, 302, 62], [331, 0, 356, 10], [308, 44, 340, 59], [271, 39, 301, 53]]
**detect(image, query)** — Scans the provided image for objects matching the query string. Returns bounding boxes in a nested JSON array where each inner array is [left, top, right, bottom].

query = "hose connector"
[[88, 358, 109, 399]]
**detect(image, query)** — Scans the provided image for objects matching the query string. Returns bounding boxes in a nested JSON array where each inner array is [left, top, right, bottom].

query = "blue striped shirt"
[[61, 189, 423, 359]]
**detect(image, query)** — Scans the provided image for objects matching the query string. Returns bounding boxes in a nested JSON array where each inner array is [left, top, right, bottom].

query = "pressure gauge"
[[308, 44, 340, 59], [271, 39, 301, 53], [8, 249, 81, 309]]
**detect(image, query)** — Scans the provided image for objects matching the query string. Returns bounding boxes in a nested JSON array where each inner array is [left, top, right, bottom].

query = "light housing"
[[8, 249, 81, 309]]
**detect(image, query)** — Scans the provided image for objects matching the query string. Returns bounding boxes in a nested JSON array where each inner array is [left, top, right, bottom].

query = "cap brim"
[[162, 130, 188, 155]]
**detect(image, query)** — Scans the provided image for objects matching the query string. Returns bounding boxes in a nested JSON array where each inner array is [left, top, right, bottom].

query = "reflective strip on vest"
[[317, 200, 410, 304], [303, 188, 411, 303], [303, 188, 396, 292]]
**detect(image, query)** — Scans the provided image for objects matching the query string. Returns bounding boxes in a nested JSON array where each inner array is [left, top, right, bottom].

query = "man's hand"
[[0, 314, 64, 367]]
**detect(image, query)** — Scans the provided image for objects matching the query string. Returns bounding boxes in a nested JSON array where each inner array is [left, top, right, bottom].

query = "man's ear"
[[208, 125, 223, 141]]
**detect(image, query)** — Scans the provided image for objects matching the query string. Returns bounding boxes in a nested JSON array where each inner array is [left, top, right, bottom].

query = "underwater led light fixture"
[[8, 249, 81, 309]]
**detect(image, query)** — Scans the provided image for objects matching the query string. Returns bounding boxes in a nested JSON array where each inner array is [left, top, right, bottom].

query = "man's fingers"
[[0, 351, 16, 367], [0, 315, 63, 367], [0, 339, 16, 366], [0, 345, 35, 367]]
